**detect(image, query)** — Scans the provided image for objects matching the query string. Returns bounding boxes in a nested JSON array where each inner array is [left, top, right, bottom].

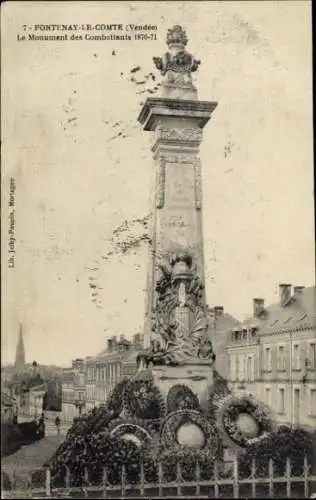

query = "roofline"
[[226, 323, 315, 347]]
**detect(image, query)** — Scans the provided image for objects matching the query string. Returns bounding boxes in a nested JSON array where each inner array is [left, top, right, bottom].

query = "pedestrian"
[[55, 415, 61, 435], [38, 414, 45, 437]]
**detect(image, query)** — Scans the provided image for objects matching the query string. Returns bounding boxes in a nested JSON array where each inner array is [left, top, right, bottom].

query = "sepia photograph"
[[1, 1, 315, 498]]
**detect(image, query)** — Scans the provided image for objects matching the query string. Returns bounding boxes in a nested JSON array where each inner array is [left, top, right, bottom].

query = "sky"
[[1, 1, 314, 367]]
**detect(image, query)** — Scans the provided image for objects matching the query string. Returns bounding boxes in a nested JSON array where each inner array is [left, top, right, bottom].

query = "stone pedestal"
[[151, 361, 214, 408]]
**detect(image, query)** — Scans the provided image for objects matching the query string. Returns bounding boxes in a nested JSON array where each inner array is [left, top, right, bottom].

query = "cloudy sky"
[[2, 1, 314, 366]]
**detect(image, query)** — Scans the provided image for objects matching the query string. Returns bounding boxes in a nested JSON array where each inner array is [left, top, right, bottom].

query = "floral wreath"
[[109, 420, 152, 449], [166, 384, 200, 414], [216, 394, 276, 449], [106, 378, 130, 417], [160, 409, 219, 458], [123, 379, 166, 420]]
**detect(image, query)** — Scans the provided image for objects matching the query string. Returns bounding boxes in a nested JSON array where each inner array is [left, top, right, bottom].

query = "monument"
[[44, 27, 276, 486], [137, 25, 217, 406]]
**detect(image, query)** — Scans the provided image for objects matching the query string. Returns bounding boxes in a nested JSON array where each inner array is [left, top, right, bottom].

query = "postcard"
[[1, 1, 314, 498]]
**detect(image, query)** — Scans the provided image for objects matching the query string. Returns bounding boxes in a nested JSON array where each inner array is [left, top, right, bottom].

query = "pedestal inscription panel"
[[165, 162, 195, 208]]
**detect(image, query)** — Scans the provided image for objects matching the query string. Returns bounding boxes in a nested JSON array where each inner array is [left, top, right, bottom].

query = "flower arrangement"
[[156, 446, 217, 482], [160, 409, 219, 458], [123, 379, 166, 420], [166, 384, 200, 413], [109, 418, 153, 447], [216, 394, 275, 449], [106, 377, 130, 417], [46, 430, 144, 487], [207, 370, 231, 420]]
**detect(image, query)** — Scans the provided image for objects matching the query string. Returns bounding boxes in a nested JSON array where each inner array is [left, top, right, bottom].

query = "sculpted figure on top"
[[153, 25, 200, 92]]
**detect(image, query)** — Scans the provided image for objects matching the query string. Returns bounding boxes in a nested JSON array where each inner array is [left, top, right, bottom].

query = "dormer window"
[[232, 328, 240, 342], [250, 324, 258, 336]]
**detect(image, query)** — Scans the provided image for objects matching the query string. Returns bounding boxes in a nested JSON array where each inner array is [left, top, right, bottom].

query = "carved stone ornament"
[[144, 250, 215, 366], [153, 26, 200, 77], [156, 157, 165, 209], [153, 25, 200, 90], [158, 154, 196, 165], [156, 127, 202, 143], [194, 158, 202, 210]]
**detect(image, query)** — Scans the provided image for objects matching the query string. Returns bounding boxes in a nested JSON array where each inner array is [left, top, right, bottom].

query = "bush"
[[1, 423, 22, 457], [1, 471, 12, 491], [239, 426, 316, 477], [17, 421, 44, 445]]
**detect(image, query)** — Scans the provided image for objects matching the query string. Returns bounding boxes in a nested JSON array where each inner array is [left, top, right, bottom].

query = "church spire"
[[14, 323, 26, 374]]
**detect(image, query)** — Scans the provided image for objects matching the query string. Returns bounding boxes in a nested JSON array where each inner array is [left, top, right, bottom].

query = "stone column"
[[138, 26, 217, 351], [137, 25, 218, 404]]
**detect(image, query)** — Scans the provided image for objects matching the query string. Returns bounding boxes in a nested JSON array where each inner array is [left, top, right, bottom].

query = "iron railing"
[[2, 455, 316, 498]]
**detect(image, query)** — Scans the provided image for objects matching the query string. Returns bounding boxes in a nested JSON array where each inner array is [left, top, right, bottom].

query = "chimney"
[[112, 335, 117, 350], [253, 298, 265, 318], [72, 358, 84, 373], [107, 338, 113, 352], [214, 306, 224, 317], [294, 286, 305, 299], [133, 333, 141, 346], [279, 284, 292, 307]]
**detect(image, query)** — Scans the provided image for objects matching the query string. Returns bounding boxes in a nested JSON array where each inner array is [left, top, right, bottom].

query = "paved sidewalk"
[[2, 435, 64, 480], [43, 420, 70, 437], [18, 415, 71, 436]]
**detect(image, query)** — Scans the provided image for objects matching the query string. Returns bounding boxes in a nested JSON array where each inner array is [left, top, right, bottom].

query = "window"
[[310, 389, 316, 416], [308, 343, 316, 370], [265, 387, 271, 406], [238, 355, 245, 381], [264, 347, 272, 372], [230, 355, 236, 381], [278, 388, 285, 414], [277, 345, 286, 371], [250, 326, 258, 337], [246, 356, 254, 382], [232, 330, 240, 342], [292, 344, 300, 370]]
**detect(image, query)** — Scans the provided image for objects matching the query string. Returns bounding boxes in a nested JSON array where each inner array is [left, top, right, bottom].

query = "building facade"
[[60, 334, 143, 420], [207, 306, 241, 379], [226, 284, 316, 430], [85, 334, 143, 410], [61, 368, 76, 424], [1, 393, 18, 424], [26, 384, 46, 419]]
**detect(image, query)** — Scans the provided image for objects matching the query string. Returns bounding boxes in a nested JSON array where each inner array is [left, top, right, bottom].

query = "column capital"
[[138, 98, 218, 132]]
